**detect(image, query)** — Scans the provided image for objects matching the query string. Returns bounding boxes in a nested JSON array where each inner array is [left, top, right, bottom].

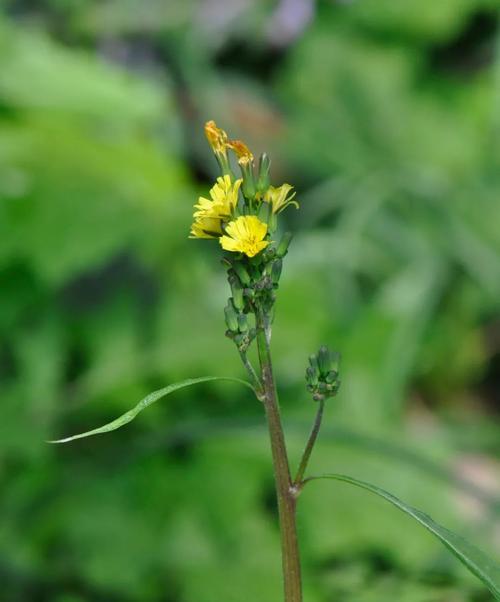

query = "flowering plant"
[[51, 122, 500, 602]]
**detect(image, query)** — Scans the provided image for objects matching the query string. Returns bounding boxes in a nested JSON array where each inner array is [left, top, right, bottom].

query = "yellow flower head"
[[264, 183, 299, 214], [227, 139, 254, 166], [220, 216, 269, 258], [194, 175, 242, 220], [205, 120, 228, 156], [189, 216, 223, 239]]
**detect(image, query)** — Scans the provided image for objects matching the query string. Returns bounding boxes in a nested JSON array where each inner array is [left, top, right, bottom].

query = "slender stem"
[[255, 308, 302, 602], [294, 399, 325, 486], [239, 350, 263, 398]]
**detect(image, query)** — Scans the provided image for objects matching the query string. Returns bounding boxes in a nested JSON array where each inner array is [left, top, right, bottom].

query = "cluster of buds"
[[223, 231, 293, 351], [306, 346, 341, 401]]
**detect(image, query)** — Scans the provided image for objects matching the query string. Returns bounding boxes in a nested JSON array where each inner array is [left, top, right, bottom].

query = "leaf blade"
[[49, 376, 254, 444], [305, 473, 500, 599]]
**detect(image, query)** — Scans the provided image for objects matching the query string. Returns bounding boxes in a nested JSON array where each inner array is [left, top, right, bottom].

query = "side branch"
[[239, 350, 264, 399], [293, 399, 325, 486]]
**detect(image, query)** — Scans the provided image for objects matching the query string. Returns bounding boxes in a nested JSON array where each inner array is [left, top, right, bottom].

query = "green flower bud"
[[276, 232, 293, 258], [233, 333, 244, 347], [330, 351, 341, 373], [325, 370, 338, 384], [309, 354, 319, 372], [224, 300, 239, 332], [268, 212, 277, 234], [262, 248, 276, 265], [229, 276, 244, 310], [258, 200, 271, 223], [256, 153, 271, 193], [237, 313, 248, 332], [271, 258, 282, 285], [233, 262, 251, 285], [240, 162, 256, 200], [305, 366, 319, 387], [317, 345, 331, 376]]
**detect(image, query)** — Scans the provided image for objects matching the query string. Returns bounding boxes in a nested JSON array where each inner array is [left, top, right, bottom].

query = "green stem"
[[294, 398, 325, 486], [255, 308, 302, 602], [239, 350, 263, 398]]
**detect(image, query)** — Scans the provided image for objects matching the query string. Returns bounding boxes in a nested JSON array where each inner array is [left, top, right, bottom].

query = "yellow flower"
[[189, 216, 223, 239], [264, 183, 299, 214], [205, 120, 228, 157], [220, 216, 269, 258], [194, 175, 242, 220]]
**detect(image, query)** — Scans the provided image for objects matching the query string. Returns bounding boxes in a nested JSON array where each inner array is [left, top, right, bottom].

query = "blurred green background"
[[1, 1, 500, 600]]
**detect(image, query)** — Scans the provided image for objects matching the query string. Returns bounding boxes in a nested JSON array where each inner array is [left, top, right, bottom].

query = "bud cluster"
[[306, 345, 341, 401], [223, 231, 293, 351]]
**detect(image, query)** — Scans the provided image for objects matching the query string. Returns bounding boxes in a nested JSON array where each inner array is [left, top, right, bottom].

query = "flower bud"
[[309, 354, 319, 371], [256, 153, 271, 193], [318, 381, 328, 393], [234, 333, 244, 347], [258, 200, 271, 223], [233, 262, 251, 285], [317, 345, 331, 376], [306, 347, 341, 400], [268, 212, 277, 234], [224, 300, 239, 332], [270, 258, 282, 285], [241, 164, 256, 200], [276, 232, 293, 258], [237, 313, 248, 332], [305, 366, 319, 387], [325, 370, 338, 384], [229, 275, 244, 310], [330, 351, 341, 373]]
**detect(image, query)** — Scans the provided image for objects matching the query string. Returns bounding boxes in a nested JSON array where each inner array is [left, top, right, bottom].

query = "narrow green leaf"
[[49, 377, 254, 444], [305, 473, 500, 599]]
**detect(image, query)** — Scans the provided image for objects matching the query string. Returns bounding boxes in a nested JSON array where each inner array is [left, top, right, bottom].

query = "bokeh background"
[[1, 1, 500, 601]]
